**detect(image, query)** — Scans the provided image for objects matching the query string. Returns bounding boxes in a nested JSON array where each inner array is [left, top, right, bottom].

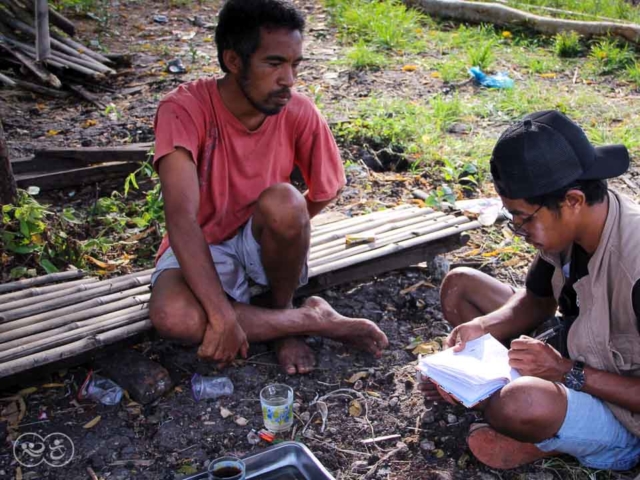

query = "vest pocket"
[[610, 334, 640, 375]]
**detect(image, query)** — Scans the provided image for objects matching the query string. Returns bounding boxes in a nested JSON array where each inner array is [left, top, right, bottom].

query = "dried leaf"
[[18, 387, 37, 396], [17, 397, 26, 422], [365, 390, 380, 398], [412, 340, 442, 356], [348, 399, 363, 417], [433, 449, 445, 458], [83, 415, 102, 429], [1, 401, 20, 428], [82, 119, 98, 128], [220, 407, 233, 419], [41, 383, 66, 388], [402, 64, 418, 72], [235, 416, 248, 426], [174, 386, 183, 393], [84, 255, 116, 270], [45, 129, 61, 137], [539, 73, 557, 79], [345, 371, 368, 383], [400, 280, 429, 295], [405, 337, 424, 350]]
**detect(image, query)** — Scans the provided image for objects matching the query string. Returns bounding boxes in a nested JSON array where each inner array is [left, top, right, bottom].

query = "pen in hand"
[[534, 324, 563, 344]]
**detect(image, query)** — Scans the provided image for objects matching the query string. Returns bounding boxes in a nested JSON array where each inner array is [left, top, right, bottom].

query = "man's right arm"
[[158, 148, 248, 365]]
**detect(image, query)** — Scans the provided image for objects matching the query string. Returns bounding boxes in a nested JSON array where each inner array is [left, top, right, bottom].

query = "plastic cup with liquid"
[[260, 383, 294, 433], [207, 456, 246, 480]]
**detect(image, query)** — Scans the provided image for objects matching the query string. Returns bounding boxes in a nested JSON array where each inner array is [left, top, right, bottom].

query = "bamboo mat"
[[0, 205, 480, 379]]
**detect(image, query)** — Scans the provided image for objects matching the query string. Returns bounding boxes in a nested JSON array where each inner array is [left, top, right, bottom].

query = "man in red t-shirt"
[[149, 0, 388, 374]]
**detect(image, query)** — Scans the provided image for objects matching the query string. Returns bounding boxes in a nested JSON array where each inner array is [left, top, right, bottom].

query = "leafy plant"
[[467, 41, 494, 70], [627, 61, 640, 88], [589, 39, 634, 74], [553, 31, 582, 58], [424, 184, 456, 209]]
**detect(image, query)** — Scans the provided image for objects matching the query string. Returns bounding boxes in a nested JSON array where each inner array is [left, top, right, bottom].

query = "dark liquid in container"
[[212, 466, 242, 478]]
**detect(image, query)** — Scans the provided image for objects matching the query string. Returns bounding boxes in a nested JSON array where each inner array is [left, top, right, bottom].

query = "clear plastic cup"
[[207, 455, 245, 480], [260, 383, 294, 433]]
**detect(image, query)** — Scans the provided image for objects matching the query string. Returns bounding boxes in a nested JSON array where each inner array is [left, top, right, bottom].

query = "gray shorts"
[[151, 218, 308, 303]]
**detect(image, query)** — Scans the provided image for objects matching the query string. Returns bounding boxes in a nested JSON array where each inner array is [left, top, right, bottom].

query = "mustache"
[[270, 88, 291, 97]]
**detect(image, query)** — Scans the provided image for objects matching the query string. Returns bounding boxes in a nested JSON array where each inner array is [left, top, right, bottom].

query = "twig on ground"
[[86, 466, 99, 480], [306, 435, 370, 456], [363, 442, 408, 479]]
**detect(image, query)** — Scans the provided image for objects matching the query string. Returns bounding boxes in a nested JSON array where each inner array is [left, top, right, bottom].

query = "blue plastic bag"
[[469, 66, 514, 89]]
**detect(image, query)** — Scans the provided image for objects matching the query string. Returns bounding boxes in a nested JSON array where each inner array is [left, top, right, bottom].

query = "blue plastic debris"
[[469, 67, 514, 89]]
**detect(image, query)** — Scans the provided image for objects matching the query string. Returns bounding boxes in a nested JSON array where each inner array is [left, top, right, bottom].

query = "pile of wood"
[[0, 0, 121, 100], [0, 205, 480, 382]]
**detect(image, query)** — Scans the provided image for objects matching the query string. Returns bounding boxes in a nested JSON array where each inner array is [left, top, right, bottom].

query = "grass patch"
[[554, 31, 582, 58], [627, 61, 640, 89], [343, 40, 388, 70], [467, 41, 495, 70], [509, 0, 640, 23], [588, 39, 635, 74], [325, 0, 426, 52]]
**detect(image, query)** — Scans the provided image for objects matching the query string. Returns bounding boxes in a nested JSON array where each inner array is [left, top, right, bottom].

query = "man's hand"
[[418, 372, 457, 405], [197, 313, 249, 368], [508, 335, 572, 381], [445, 319, 487, 352]]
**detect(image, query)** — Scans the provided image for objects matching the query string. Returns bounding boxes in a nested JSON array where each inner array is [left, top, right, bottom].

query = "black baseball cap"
[[490, 110, 630, 199]]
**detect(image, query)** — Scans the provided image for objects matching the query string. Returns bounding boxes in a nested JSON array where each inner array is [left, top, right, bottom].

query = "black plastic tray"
[[183, 441, 335, 480]]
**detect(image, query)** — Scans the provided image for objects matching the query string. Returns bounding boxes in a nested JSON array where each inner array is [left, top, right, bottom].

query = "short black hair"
[[523, 179, 608, 211], [215, 0, 305, 73]]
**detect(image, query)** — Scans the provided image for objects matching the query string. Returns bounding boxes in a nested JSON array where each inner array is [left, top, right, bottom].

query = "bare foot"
[[275, 337, 316, 375], [302, 296, 389, 357]]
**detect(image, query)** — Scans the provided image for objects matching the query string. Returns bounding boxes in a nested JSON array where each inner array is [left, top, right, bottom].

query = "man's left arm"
[[294, 98, 346, 219]]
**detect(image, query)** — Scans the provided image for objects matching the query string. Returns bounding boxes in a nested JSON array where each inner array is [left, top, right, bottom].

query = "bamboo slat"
[[0, 277, 99, 303], [0, 270, 84, 294], [0, 320, 152, 378], [309, 220, 481, 276], [0, 276, 151, 321]]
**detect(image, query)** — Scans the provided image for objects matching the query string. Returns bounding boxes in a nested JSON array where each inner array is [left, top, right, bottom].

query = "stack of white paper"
[[417, 333, 521, 408]]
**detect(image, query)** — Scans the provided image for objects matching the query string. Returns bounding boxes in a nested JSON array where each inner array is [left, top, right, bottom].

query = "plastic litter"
[[167, 58, 187, 74], [469, 67, 514, 89], [191, 374, 234, 401], [153, 14, 168, 24], [455, 197, 503, 226], [78, 370, 123, 406]]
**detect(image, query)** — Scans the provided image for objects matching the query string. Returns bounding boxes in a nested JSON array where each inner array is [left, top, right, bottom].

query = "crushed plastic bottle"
[[191, 374, 234, 402], [78, 371, 123, 406], [469, 66, 514, 89]]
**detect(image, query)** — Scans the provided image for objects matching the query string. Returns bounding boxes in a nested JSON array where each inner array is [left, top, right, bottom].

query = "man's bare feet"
[[302, 296, 389, 357], [275, 337, 316, 375]]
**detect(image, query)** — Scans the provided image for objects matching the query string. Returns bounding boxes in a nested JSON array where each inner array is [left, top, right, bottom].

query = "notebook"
[[417, 333, 521, 408]]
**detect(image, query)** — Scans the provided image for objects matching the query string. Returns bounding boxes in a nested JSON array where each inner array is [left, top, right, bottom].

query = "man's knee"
[[256, 183, 309, 239], [485, 376, 566, 441], [440, 267, 480, 306], [149, 295, 206, 344]]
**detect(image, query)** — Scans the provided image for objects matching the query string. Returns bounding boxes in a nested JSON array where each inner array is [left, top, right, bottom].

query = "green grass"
[[326, 0, 426, 52], [589, 39, 635, 74], [627, 61, 640, 88], [343, 40, 388, 70], [503, 0, 640, 23], [467, 41, 495, 70]]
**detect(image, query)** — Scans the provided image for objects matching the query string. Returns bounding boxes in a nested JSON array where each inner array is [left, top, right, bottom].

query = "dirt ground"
[[1, 0, 640, 479]]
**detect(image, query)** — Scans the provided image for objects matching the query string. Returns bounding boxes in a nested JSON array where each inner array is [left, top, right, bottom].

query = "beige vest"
[[540, 190, 640, 437]]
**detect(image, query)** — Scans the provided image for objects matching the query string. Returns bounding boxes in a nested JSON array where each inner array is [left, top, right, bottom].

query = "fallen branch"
[[0, 42, 61, 88], [0, 72, 70, 98], [403, 0, 640, 44]]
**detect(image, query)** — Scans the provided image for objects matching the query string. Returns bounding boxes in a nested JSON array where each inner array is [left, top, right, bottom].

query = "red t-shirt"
[[153, 78, 345, 260]]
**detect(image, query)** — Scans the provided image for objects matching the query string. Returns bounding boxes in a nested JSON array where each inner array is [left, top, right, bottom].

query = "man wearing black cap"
[[420, 110, 640, 469]]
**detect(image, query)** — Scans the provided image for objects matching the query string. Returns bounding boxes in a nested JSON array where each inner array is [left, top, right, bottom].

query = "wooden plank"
[[32, 143, 152, 163], [15, 162, 140, 190]]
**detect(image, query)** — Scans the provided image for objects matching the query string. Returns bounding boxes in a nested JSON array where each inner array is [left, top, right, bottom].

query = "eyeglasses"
[[501, 204, 544, 235]]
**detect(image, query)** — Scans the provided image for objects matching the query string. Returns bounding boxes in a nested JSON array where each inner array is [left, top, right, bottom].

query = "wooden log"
[[311, 208, 431, 247], [35, 0, 50, 61], [0, 277, 99, 303], [32, 143, 153, 164], [309, 211, 446, 259], [0, 17, 113, 70], [0, 42, 61, 88], [403, 0, 640, 44], [309, 216, 470, 268], [0, 320, 152, 378], [0, 274, 152, 319], [0, 309, 149, 362], [0, 72, 70, 98], [50, 30, 113, 66], [0, 269, 84, 294], [0, 119, 17, 206], [18, 0, 77, 36], [0, 304, 147, 353], [310, 220, 481, 276], [14, 162, 141, 191], [0, 292, 150, 343], [67, 84, 105, 108]]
